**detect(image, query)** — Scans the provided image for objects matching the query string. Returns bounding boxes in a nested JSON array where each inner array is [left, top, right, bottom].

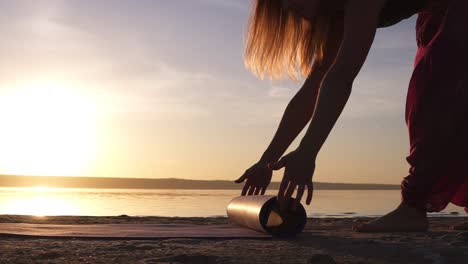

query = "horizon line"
[[1, 174, 399, 186]]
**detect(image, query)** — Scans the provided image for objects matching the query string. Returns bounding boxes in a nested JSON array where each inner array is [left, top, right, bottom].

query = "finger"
[[277, 172, 291, 200], [270, 157, 286, 170], [254, 186, 261, 195], [279, 181, 294, 212], [292, 185, 305, 212], [284, 182, 296, 206], [247, 186, 255, 196], [241, 181, 250, 196], [306, 182, 313, 205], [234, 171, 249, 183], [260, 187, 267, 195]]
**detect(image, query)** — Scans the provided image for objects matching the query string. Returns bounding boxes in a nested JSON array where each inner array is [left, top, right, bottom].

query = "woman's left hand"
[[270, 148, 316, 211]]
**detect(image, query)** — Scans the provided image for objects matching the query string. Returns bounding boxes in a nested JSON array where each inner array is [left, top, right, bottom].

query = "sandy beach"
[[0, 215, 467, 264]]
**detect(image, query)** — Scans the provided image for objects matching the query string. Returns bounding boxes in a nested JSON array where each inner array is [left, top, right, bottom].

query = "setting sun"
[[0, 80, 99, 176]]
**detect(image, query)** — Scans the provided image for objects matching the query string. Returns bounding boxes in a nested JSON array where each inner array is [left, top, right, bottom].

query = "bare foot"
[[452, 222, 468, 230], [353, 203, 428, 232]]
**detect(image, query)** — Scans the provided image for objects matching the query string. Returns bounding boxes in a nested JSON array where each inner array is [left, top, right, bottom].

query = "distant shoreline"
[[0, 175, 400, 190]]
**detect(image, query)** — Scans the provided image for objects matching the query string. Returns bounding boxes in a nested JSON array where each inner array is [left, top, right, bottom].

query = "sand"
[[1, 215, 467, 264]]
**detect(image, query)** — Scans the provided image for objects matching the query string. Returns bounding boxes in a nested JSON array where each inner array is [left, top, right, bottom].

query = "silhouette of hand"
[[270, 149, 315, 211], [235, 162, 273, 196]]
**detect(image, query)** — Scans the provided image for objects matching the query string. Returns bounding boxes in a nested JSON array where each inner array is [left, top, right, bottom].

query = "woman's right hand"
[[234, 162, 273, 196]]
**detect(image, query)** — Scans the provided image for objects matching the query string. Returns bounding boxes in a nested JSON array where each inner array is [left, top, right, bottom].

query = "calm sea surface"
[[0, 187, 465, 218]]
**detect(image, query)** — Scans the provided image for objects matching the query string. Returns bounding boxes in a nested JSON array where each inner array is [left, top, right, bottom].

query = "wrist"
[[296, 143, 318, 160], [258, 152, 277, 168]]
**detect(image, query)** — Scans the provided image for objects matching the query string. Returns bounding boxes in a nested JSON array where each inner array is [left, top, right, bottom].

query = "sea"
[[0, 187, 465, 218]]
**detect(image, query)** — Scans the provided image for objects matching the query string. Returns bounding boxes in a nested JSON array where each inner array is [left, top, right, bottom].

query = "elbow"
[[285, 100, 307, 115], [285, 95, 315, 116], [321, 75, 354, 95], [322, 65, 358, 94], [285, 85, 319, 113]]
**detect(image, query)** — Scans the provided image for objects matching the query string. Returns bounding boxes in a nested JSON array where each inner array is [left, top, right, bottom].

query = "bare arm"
[[259, 17, 344, 166], [258, 68, 325, 165], [298, 0, 385, 157], [270, 0, 386, 208]]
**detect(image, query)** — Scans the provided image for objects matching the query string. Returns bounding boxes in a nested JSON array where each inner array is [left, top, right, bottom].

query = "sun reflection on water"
[[1, 188, 466, 217], [2, 186, 81, 216]]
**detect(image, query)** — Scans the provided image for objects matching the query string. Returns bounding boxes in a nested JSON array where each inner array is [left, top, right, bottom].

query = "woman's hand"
[[235, 162, 273, 196], [270, 149, 315, 211]]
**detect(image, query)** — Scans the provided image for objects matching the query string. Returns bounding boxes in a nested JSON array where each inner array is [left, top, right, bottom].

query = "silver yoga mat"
[[226, 195, 307, 237]]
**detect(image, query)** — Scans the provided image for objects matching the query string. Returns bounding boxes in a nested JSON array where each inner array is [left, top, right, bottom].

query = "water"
[[0, 187, 465, 217]]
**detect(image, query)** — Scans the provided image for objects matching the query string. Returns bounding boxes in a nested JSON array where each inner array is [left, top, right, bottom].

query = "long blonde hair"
[[244, 0, 342, 81]]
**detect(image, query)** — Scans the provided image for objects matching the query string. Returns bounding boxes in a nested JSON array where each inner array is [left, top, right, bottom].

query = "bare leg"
[[353, 203, 428, 232]]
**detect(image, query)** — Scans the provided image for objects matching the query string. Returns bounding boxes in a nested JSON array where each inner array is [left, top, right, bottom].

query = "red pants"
[[401, 0, 468, 212]]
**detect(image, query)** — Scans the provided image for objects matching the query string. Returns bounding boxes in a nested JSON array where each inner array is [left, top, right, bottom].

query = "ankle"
[[399, 202, 428, 217]]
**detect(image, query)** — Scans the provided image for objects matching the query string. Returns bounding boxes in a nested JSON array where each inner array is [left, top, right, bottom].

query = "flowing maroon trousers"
[[401, 0, 468, 213]]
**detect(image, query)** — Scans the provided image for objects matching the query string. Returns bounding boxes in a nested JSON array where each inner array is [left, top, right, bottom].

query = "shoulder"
[[344, 0, 387, 12], [342, 0, 387, 25]]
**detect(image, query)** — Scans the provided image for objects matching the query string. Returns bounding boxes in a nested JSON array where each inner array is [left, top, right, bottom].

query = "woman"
[[235, 0, 468, 232]]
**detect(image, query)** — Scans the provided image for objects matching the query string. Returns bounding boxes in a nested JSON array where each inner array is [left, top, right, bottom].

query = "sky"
[[0, 0, 419, 184]]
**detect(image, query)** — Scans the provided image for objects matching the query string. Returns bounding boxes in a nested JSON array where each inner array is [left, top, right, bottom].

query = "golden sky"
[[0, 0, 418, 184]]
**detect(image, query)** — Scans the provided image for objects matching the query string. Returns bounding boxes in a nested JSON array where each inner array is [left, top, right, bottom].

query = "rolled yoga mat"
[[226, 195, 307, 237]]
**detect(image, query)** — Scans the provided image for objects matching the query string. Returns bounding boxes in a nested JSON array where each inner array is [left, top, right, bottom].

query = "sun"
[[0, 80, 99, 176]]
